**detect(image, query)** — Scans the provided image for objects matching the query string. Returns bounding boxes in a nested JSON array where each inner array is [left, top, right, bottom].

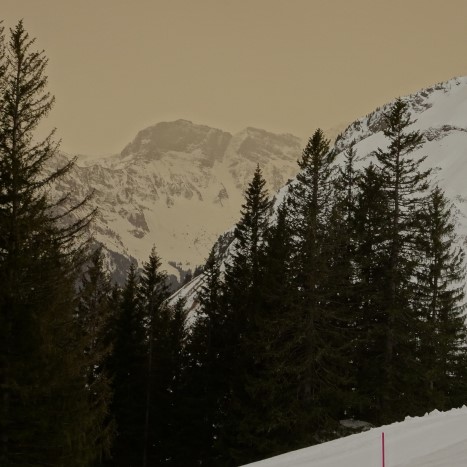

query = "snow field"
[[244, 407, 467, 467]]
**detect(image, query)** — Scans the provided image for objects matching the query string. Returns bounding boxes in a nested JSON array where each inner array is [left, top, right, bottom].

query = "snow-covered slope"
[[49, 120, 303, 283], [171, 76, 467, 303], [334, 76, 467, 211], [244, 406, 467, 467]]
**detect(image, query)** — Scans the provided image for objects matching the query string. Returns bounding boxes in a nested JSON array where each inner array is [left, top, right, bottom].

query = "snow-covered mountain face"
[[172, 76, 467, 305], [49, 120, 303, 284], [333, 77, 467, 212]]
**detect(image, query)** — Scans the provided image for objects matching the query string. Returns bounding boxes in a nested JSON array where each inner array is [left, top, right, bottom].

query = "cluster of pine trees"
[[185, 105, 467, 465], [1, 19, 467, 467], [0, 20, 108, 466], [0, 20, 188, 467]]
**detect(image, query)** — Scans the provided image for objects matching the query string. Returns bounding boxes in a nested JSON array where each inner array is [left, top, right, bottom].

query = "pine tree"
[[138, 247, 170, 466], [184, 247, 228, 465], [352, 163, 391, 421], [106, 262, 147, 467], [0, 21, 98, 466], [415, 186, 467, 410], [222, 164, 272, 370], [162, 297, 189, 466], [238, 203, 302, 459], [334, 143, 359, 227], [226, 164, 272, 297], [76, 248, 115, 464], [285, 129, 348, 442], [373, 98, 431, 421], [219, 165, 272, 464], [328, 143, 362, 416]]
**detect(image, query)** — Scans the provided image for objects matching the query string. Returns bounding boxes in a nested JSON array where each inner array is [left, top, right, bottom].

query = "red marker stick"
[[382, 432, 385, 467]]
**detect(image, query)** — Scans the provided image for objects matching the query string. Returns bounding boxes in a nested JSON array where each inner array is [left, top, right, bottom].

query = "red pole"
[[382, 432, 385, 467]]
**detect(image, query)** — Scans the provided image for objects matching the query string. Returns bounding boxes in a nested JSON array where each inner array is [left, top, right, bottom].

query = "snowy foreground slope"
[[244, 407, 467, 467]]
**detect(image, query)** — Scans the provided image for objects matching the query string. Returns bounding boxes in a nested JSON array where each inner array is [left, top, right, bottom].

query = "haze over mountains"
[[49, 120, 304, 283], [48, 76, 467, 291]]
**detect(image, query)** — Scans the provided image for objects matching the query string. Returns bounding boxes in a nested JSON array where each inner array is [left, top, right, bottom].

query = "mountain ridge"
[[48, 120, 305, 285], [171, 75, 467, 305]]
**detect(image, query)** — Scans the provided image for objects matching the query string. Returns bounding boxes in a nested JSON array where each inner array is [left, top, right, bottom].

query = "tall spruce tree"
[[220, 165, 272, 465], [415, 186, 467, 410], [329, 143, 361, 416], [334, 143, 359, 227], [238, 202, 302, 459], [286, 129, 348, 442], [107, 262, 147, 467], [161, 297, 189, 466], [76, 248, 115, 464], [138, 247, 170, 466], [373, 98, 431, 421], [0, 21, 99, 466], [184, 247, 229, 465], [352, 163, 391, 421]]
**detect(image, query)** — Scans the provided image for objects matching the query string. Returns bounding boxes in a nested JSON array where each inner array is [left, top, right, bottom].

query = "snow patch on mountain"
[[49, 120, 302, 284]]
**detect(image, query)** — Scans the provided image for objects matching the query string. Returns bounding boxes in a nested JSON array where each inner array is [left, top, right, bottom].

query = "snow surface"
[[244, 407, 467, 467]]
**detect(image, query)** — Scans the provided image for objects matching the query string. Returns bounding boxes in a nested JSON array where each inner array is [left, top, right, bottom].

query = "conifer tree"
[[219, 165, 272, 464], [415, 186, 467, 410], [226, 164, 272, 296], [236, 203, 302, 460], [373, 98, 431, 421], [334, 143, 359, 227], [184, 247, 228, 465], [107, 263, 147, 467], [328, 143, 361, 414], [138, 247, 170, 466], [76, 248, 115, 463], [0, 21, 98, 466], [222, 164, 272, 371], [352, 163, 391, 421], [285, 129, 348, 442], [161, 297, 189, 466]]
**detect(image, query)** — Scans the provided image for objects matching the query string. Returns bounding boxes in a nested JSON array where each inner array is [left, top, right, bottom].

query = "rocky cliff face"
[[48, 120, 303, 284]]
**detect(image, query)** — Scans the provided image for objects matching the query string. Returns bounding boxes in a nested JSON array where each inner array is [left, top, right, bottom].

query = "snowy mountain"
[[244, 406, 467, 467], [171, 76, 467, 306], [49, 120, 303, 284]]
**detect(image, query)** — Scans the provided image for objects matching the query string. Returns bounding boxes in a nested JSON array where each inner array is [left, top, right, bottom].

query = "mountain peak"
[[120, 119, 232, 163]]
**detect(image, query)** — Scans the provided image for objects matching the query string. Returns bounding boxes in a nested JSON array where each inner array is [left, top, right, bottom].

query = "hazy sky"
[[3, 0, 467, 155]]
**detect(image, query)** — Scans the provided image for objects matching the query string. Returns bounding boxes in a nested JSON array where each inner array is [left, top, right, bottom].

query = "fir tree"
[[184, 247, 228, 465], [415, 186, 467, 410], [162, 297, 189, 466], [238, 203, 302, 459], [222, 164, 272, 367], [0, 21, 98, 466], [138, 247, 170, 466], [106, 263, 147, 467], [328, 143, 361, 416], [334, 143, 359, 227], [76, 248, 115, 464], [352, 163, 391, 421], [373, 98, 431, 421], [219, 165, 272, 464], [286, 129, 348, 442]]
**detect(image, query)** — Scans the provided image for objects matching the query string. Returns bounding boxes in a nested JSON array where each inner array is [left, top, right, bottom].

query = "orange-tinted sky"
[[3, 0, 467, 155]]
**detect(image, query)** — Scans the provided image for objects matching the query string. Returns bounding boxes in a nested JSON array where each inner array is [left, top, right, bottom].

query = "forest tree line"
[[1, 20, 467, 467]]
